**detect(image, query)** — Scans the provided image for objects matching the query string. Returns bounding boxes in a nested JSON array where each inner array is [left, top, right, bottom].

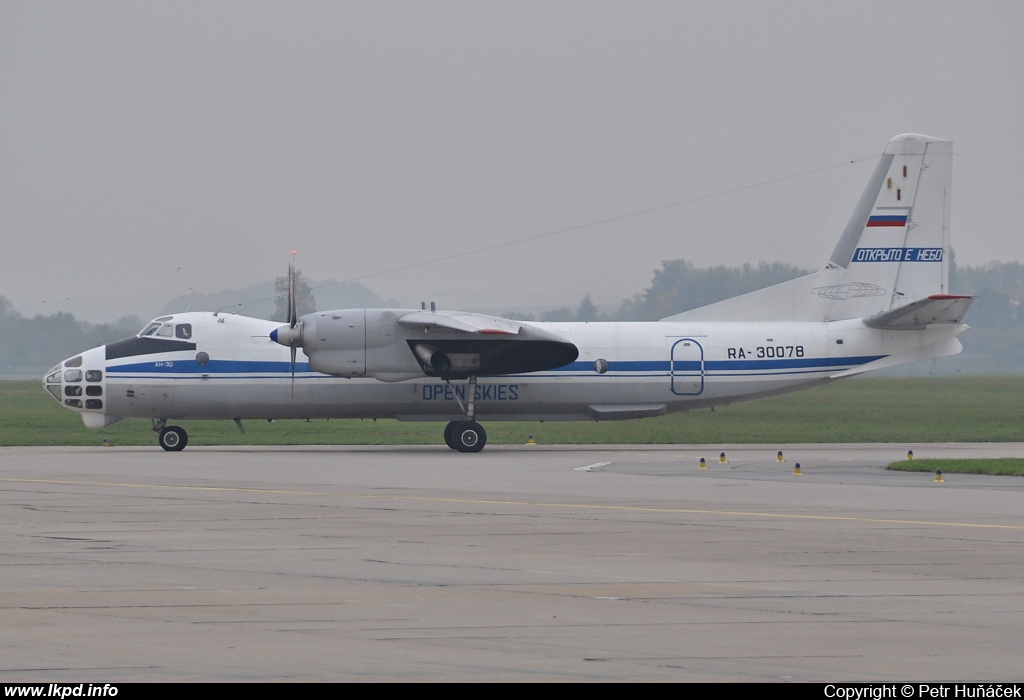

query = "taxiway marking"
[[2, 476, 1022, 532]]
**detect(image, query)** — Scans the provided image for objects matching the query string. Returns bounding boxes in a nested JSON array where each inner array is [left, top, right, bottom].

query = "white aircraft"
[[45, 133, 971, 452]]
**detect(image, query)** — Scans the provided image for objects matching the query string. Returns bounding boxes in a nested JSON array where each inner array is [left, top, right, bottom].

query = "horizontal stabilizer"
[[863, 295, 972, 330]]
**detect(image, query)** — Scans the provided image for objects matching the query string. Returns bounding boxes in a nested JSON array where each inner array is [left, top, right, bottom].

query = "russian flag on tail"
[[866, 214, 908, 227]]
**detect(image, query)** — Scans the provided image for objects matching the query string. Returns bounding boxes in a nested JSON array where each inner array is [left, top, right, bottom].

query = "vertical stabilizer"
[[662, 133, 953, 323], [824, 133, 952, 320]]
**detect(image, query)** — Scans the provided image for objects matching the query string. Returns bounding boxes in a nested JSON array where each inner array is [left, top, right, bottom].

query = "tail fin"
[[663, 133, 953, 323]]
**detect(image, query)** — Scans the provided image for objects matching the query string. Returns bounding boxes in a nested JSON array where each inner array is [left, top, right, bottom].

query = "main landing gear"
[[444, 419, 487, 453], [441, 375, 487, 453], [153, 419, 188, 452]]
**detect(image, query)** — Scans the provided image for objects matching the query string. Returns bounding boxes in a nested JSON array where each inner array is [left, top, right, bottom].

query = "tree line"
[[0, 297, 143, 375]]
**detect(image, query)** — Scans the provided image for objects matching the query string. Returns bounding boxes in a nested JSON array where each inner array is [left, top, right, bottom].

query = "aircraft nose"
[[45, 347, 108, 413]]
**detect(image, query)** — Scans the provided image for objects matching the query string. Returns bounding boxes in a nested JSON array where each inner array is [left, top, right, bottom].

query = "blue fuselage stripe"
[[106, 355, 884, 377]]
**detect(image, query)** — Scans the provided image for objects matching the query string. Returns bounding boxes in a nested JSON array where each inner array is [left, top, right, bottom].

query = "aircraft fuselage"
[[45, 310, 962, 428]]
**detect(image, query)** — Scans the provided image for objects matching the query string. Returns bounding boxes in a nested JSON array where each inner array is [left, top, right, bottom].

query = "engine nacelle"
[[297, 310, 367, 377], [286, 309, 422, 379], [273, 308, 579, 382]]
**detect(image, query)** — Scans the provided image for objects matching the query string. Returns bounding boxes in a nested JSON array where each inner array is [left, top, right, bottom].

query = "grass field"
[[887, 458, 1024, 476], [3, 376, 1023, 447]]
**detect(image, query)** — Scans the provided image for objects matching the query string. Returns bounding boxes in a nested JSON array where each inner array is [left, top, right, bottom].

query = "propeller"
[[269, 257, 302, 398], [287, 261, 297, 394]]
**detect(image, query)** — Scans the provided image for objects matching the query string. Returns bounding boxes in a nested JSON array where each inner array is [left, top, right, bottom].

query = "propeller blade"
[[290, 345, 296, 399], [287, 262, 297, 328]]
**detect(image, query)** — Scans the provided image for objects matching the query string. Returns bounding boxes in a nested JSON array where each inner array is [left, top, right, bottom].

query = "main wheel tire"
[[452, 421, 486, 453], [159, 426, 188, 452], [443, 420, 460, 450]]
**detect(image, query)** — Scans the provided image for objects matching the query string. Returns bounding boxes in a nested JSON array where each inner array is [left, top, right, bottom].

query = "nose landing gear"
[[153, 419, 188, 452]]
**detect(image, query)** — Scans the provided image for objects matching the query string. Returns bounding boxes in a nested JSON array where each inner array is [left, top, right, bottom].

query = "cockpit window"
[[46, 369, 61, 384], [86, 370, 102, 382], [64, 369, 82, 382], [140, 316, 174, 336], [175, 324, 192, 339], [155, 324, 173, 337], [65, 356, 83, 368]]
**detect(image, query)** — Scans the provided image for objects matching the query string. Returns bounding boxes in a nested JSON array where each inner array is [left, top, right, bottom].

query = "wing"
[[398, 309, 522, 335], [397, 310, 577, 378]]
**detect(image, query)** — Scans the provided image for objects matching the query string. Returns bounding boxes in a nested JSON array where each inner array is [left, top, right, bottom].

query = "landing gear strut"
[[153, 419, 188, 452], [442, 376, 487, 453]]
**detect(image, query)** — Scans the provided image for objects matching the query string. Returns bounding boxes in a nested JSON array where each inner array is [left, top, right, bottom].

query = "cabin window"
[[64, 369, 82, 382], [175, 324, 192, 339], [86, 370, 102, 382], [85, 399, 103, 410], [64, 385, 82, 397], [86, 386, 102, 396]]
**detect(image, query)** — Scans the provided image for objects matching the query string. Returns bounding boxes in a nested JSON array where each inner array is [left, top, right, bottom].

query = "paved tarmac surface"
[[1, 443, 1023, 682]]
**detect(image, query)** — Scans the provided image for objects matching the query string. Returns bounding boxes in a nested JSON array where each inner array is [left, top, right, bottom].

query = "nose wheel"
[[158, 425, 188, 452]]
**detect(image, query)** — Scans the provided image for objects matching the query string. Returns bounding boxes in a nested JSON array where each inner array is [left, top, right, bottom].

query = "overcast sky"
[[2, 1, 1022, 322]]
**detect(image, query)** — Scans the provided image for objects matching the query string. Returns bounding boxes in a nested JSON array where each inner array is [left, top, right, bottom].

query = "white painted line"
[[574, 462, 612, 472]]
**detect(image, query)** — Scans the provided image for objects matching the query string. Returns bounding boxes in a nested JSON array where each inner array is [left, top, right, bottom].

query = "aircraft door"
[[670, 338, 705, 395]]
